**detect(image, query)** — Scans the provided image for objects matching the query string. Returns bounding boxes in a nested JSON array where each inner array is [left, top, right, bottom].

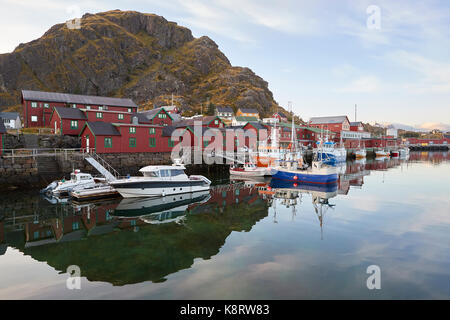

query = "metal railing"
[[84, 151, 121, 180], [1, 148, 88, 163]]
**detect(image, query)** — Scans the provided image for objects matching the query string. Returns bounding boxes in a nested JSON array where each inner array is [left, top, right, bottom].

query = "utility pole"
[[355, 104, 357, 122]]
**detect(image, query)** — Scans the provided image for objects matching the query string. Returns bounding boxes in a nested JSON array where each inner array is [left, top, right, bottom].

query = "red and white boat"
[[230, 163, 273, 177], [391, 150, 399, 157]]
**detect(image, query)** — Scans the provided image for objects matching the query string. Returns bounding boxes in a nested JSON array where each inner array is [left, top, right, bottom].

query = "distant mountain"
[[0, 10, 283, 117], [370, 121, 429, 132]]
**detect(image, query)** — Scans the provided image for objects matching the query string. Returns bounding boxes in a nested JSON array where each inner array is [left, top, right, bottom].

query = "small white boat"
[[41, 170, 98, 196], [399, 147, 410, 158], [354, 149, 367, 159], [375, 149, 390, 157], [109, 161, 211, 198], [230, 163, 272, 177]]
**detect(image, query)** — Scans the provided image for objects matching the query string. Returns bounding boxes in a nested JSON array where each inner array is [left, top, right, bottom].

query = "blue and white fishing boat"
[[313, 140, 347, 165], [272, 159, 339, 184], [272, 114, 338, 184]]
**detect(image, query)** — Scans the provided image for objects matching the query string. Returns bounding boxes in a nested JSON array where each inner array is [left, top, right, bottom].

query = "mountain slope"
[[0, 10, 281, 116]]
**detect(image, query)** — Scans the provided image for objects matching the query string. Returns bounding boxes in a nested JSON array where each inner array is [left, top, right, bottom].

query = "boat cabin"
[[139, 165, 187, 178], [69, 170, 94, 182]]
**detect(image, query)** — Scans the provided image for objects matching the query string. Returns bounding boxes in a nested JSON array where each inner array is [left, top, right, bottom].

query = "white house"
[[215, 106, 234, 120], [0, 112, 21, 129]]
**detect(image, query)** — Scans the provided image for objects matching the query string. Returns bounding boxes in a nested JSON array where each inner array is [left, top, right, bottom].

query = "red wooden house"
[[83, 109, 134, 124], [139, 107, 174, 126], [22, 90, 138, 128], [79, 122, 174, 154], [50, 107, 87, 136], [350, 121, 364, 132], [308, 116, 351, 133]]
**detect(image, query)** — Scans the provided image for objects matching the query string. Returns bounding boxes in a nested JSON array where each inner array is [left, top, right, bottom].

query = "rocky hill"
[[0, 10, 284, 117]]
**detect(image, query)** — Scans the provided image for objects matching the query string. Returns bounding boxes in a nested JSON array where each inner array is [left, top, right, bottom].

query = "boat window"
[[144, 171, 158, 177], [160, 169, 170, 177], [171, 169, 185, 176], [71, 174, 76, 180]]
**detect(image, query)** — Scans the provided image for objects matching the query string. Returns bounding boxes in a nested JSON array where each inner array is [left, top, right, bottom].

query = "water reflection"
[[0, 151, 449, 297]]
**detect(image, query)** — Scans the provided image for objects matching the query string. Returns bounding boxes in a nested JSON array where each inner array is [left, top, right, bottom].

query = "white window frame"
[[31, 116, 38, 122]]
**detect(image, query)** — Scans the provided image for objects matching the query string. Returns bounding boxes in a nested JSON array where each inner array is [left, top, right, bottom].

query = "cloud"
[[385, 50, 450, 93], [335, 76, 382, 93]]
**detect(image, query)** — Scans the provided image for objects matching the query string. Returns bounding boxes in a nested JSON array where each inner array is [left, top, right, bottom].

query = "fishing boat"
[[109, 160, 211, 198], [313, 140, 347, 165], [375, 149, 390, 157], [230, 162, 274, 177], [399, 147, 410, 158], [272, 159, 338, 184], [41, 170, 100, 196], [354, 149, 367, 159], [391, 150, 400, 157]]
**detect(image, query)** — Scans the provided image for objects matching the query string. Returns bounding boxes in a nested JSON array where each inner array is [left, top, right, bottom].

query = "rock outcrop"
[[0, 10, 282, 116]]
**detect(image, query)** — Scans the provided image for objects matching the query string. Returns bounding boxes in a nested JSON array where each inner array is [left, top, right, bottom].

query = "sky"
[[1, 0, 449, 130]]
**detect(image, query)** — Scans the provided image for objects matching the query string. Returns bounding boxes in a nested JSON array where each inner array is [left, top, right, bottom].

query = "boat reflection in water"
[[267, 179, 338, 237], [112, 191, 211, 224]]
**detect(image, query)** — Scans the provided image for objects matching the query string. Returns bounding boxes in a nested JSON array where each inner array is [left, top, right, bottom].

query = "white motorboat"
[[109, 162, 211, 198], [41, 170, 98, 196]]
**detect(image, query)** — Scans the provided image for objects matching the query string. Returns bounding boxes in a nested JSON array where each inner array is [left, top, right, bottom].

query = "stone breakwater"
[[0, 151, 229, 191]]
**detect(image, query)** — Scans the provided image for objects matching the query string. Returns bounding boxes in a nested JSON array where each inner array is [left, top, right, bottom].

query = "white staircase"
[[84, 152, 120, 182]]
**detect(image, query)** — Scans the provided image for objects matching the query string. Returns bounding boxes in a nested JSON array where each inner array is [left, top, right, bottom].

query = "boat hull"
[[272, 168, 338, 184], [110, 179, 210, 198]]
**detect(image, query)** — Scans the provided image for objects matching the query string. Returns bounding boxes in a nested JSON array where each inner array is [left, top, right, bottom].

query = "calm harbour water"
[[0, 151, 449, 299]]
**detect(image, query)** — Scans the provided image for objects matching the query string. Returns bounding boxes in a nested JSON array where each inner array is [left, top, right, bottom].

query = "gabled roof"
[[216, 106, 233, 113], [309, 116, 349, 124], [140, 107, 174, 121], [203, 116, 224, 125], [0, 119, 7, 134], [53, 107, 87, 120], [85, 122, 121, 136], [273, 112, 287, 118], [244, 121, 268, 130], [350, 121, 363, 126], [0, 112, 20, 120], [21, 90, 138, 108], [238, 108, 259, 114]]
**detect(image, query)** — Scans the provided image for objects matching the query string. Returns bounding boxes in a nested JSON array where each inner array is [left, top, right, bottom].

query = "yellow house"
[[236, 108, 259, 119]]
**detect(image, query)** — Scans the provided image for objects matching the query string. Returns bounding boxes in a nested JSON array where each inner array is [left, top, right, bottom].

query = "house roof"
[[234, 116, 258, 122], [350, 121, 363, 126], [85, 122, 121, 136], [238, 108, 259, 114], [131, 113, 152, 124], [21, 90, 138, 108], [140, 107, 173, 120], [245, 121, 268, 130], [0, 119, 7, 134], [54, 107, 87, 120], [309, 116, 349, 124], [274, 112, 286, 118], [217, 106, 233, 113], [0, 112, 19, 120]]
